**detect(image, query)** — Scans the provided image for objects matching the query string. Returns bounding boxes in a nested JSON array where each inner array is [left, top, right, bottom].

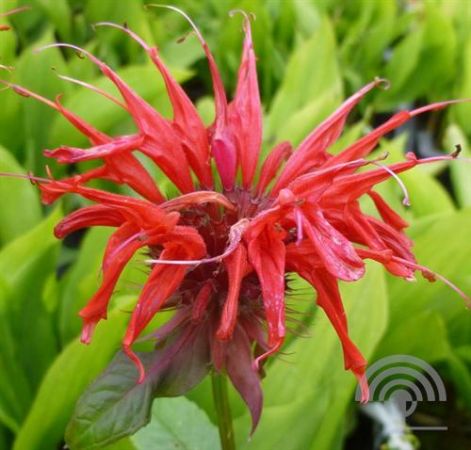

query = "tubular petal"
[[301, 209, 365, 281], [368, 191, 409, 230], [216, 245, 248, 340], [44, 134, 145, 163], [256, 142, 292, 196], [248, 226, 286, 363], [95, 22, 213, 187], [229, 13, 262, 188], [54, 205, 124, 238], [272, 79, 385, 194], [162, 191, 235, 212], [79, 224, 146, 343], [309, 270, 368, 395]]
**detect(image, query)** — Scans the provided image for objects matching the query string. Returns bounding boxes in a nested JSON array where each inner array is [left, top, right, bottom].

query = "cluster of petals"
[[4, 9, 469, 429]]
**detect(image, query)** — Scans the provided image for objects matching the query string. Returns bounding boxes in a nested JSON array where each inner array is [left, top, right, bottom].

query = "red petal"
[[343, 202, 415, 279], [147, 47, 213, 187], [309, 269, 368, 394], [54, 96, 108, 145], [284, 158, 370, 202], [301, 208, 365, 281], [247, 225, 286, 363], [95, 23, 213, 188], [368, 191, 409, 230], [211, 134, 238, 191], [256, 142, 292, 196], [79, 224, 145, 343], [61, 46, 195, 193], [272, 79, 384, 193], [104, 152, 165, 203], [54, 205, 124, 238], [191, 282, 214, 322], [44, 134, 144, 163], [324, 157, 419, 202], [216, 244, 248, 340], [230, 16, 262, 188], [122, 260, 188, 378], [162, 191, 235, 212], [327, 100, 463, 168]]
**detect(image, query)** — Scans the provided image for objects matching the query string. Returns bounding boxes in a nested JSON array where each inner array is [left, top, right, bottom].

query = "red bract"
[[7, 10, 470, 430]]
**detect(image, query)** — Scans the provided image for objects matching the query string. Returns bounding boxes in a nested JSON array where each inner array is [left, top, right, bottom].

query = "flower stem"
[[211, 371, 236, 450]]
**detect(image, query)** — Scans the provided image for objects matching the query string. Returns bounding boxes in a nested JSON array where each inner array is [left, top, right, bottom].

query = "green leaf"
[[0, 146, 42, 246], [65, 326, 211, 450], [234, 263, 388, 449], [267, 17, 342, 143], [376, 25, 423, 110], [0, 276, 31, 432], [131, 397, 220, 450], [0, 208, 61, 395], [273, 92, 343, 147], [340, 0, 398, 83], [58, 227, 112, 344], [29, 0, 72, 40], [48, 64, 192, 149], [452, 37, 471, 135], [386, 208, 471, 325], [379, 136, 455, 218], [444, 124, 471, 208], [15, 30, 70, 173], [375, 311, 451, 363], [13, 296, 135, 450]]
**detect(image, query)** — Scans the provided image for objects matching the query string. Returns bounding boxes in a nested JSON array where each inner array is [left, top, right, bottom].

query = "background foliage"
[[1, 0, 471, 449]]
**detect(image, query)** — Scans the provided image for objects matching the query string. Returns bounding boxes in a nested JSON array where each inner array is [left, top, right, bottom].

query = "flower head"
[[5, 9, 469, 430]]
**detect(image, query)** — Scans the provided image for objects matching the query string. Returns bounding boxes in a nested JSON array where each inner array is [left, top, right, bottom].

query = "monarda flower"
[[4, 9, 469, 433]]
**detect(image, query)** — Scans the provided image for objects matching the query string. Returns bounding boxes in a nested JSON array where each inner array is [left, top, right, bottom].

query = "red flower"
[[6, 9, 469, 430]]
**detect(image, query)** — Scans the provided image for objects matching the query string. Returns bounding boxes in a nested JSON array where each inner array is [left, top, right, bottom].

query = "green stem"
[[211, 371, 236, 450]]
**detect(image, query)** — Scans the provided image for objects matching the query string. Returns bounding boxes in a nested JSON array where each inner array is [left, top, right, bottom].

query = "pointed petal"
[[123, 263, 188, 381], [94, 22, 213, 187], [79, 224, 144, 343], [272, 79, 385, 193], [44, 134, 144, 163], [368, 191, 409, 230], [256, 142, 292, 196], [327, 99, 464, 167], [54, 96, 109, 145], [230, 15, 262, 188], [105, 152, 165, 203], [284, 157, 370, 202], [44, 43, 194, 192], [343, 202, 415, 279], [309, 269, 368, 397], [324, 156, 423, 202]]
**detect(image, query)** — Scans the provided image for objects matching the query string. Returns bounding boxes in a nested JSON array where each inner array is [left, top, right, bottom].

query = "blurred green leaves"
[[0, 147, 41, 244]]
